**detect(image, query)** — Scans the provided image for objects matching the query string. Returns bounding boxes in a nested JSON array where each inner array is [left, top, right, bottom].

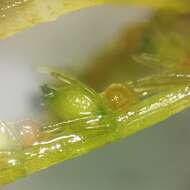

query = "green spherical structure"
[[42, 73, 110, 121]]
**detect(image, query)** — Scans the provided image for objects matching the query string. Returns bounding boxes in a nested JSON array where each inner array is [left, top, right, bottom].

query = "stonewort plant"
[[0, 0, 190, 186]]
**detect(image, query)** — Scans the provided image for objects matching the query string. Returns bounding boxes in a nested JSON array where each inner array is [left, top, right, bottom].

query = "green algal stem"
[[1, 73, 190, 185], [114, 85, 190, 139], [24, 85, 190, 175]]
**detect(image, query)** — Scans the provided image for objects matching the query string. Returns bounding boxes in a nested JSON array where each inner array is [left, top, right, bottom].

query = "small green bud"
[[42, 72, 110, 120]]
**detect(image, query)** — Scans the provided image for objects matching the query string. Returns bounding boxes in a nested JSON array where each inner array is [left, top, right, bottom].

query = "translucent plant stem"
[[114, 85, 190, 139], [25, 84, 190, 175], [1, 0, 190, 39], [1, 72, 190, 185], [128, 73, 190, 97]]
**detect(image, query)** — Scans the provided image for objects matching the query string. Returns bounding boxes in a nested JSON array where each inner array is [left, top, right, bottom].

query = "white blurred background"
[[0, 5, 190, 190]]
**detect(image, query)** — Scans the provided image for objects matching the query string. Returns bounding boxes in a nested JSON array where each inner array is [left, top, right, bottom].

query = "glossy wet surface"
[[0, 5, 190, 190]]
